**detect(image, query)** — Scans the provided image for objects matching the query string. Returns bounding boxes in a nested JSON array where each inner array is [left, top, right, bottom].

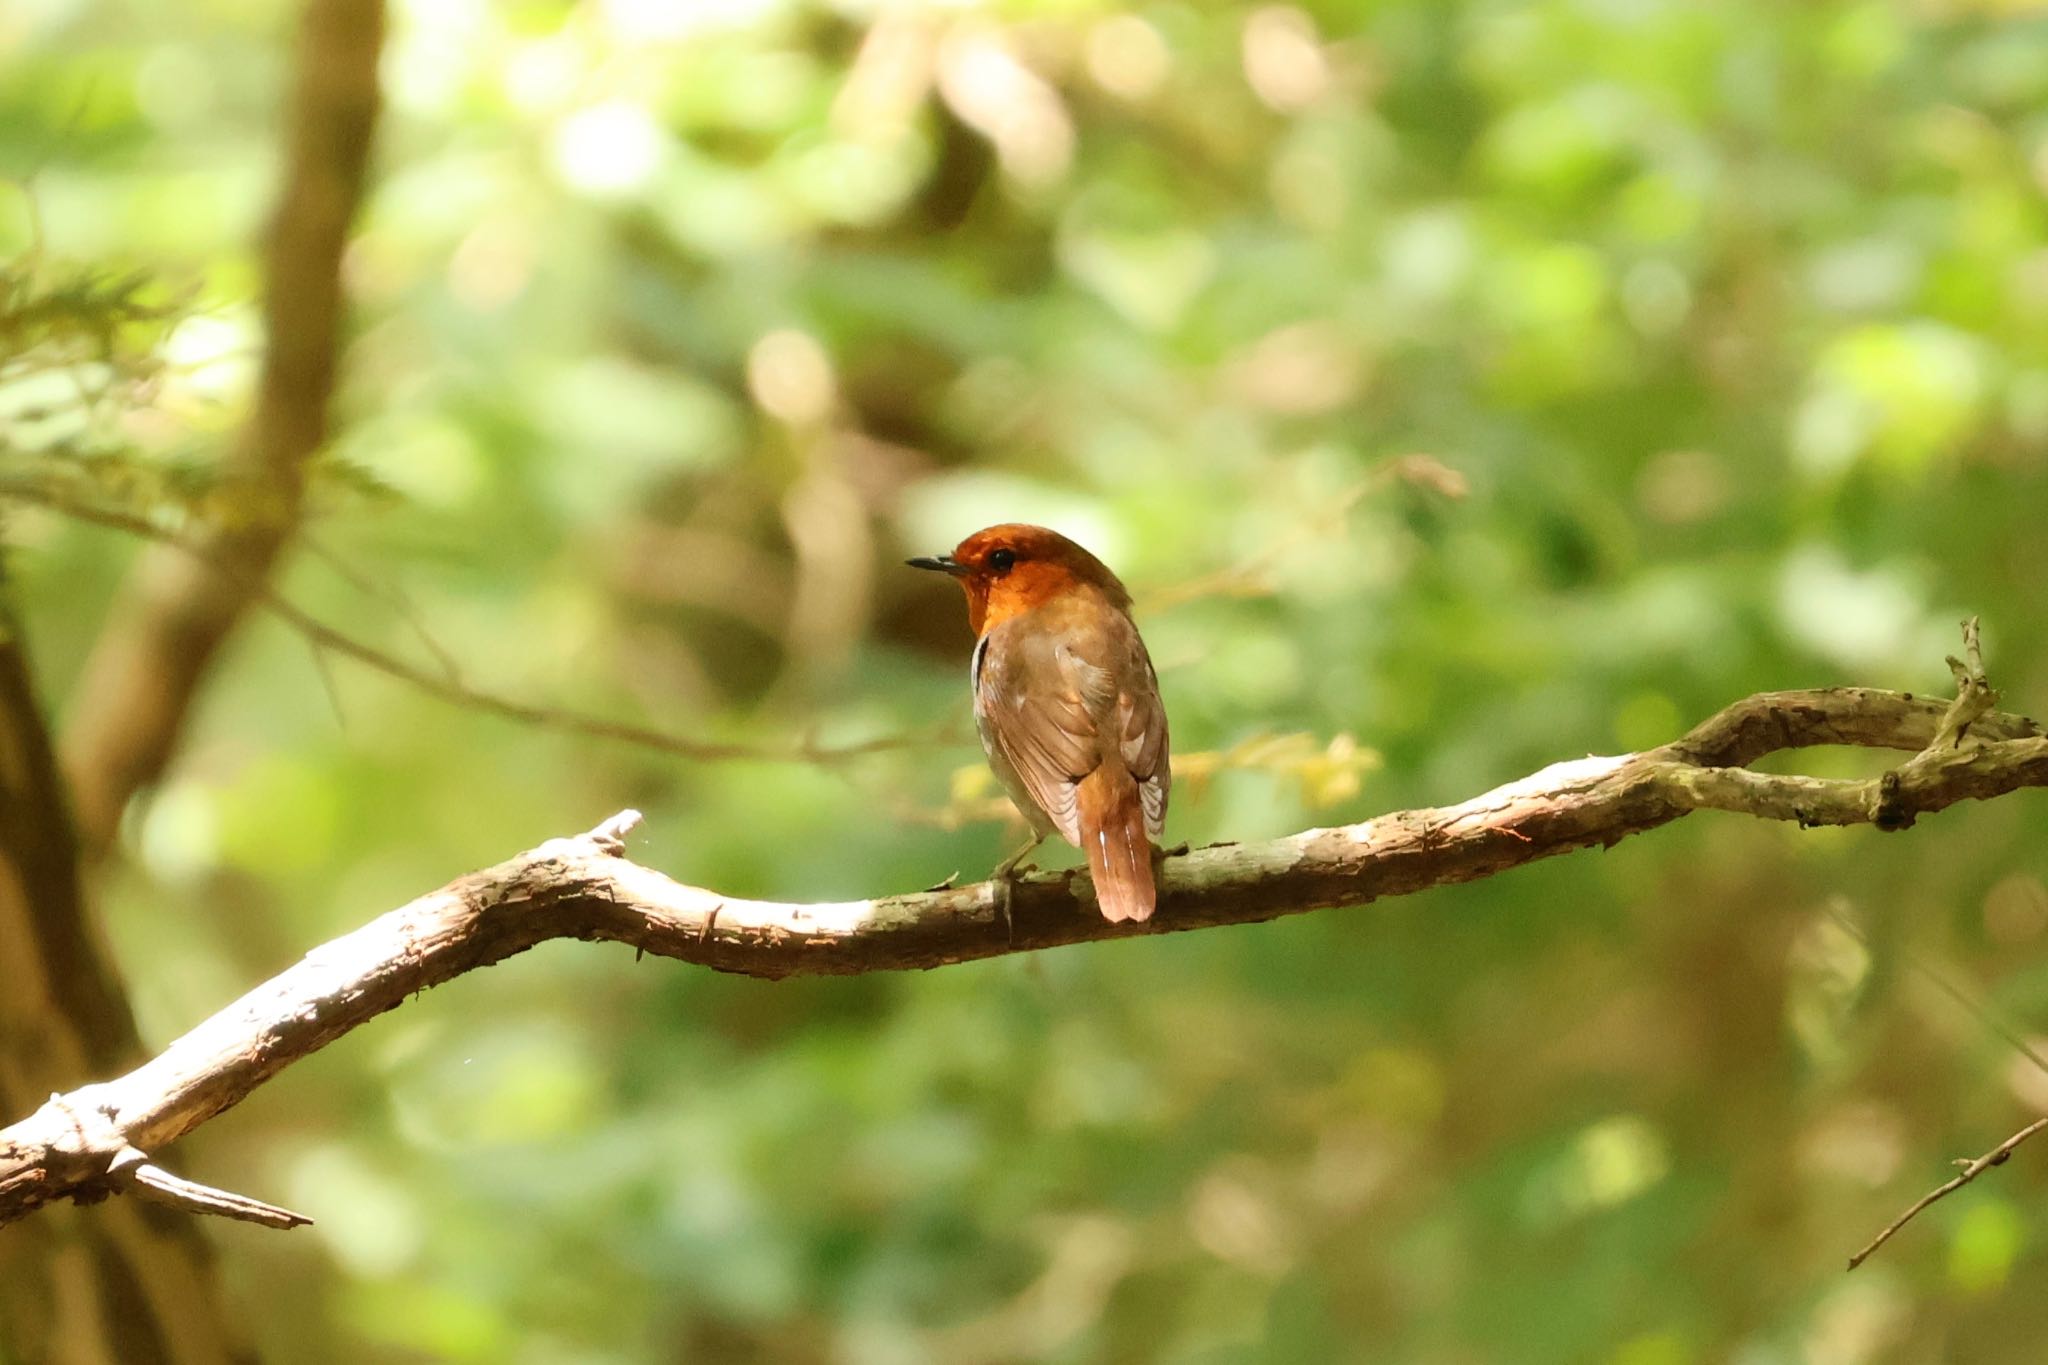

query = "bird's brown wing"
[[974, 606, 1170, 846], [973, 621, 1098, 844], [1113, 632, 1170, 837]]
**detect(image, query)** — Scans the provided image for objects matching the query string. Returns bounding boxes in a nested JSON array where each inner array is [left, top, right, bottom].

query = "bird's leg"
[[990, 831, 1045, 944], [993, 830, 1045, 882]]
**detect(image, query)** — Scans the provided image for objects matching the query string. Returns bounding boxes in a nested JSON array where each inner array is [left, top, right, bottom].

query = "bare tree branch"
[[58, 0, 386, 860], [2, 661, 2043, 1233], [1847, 1117, 2048, 1271]]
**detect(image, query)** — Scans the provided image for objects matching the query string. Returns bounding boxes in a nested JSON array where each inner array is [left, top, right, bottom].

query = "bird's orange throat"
[[966, 560, 1088, 637]]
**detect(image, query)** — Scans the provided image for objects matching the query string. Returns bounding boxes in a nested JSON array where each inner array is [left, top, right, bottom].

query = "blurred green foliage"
[[8, 0, 2048, 1361]]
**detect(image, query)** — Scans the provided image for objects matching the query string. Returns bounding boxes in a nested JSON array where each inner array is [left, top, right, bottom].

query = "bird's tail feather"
[[1078, 768, 1155, 923]]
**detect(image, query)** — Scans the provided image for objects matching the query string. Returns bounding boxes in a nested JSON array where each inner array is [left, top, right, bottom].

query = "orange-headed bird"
[[909, 524, 1170, 922]]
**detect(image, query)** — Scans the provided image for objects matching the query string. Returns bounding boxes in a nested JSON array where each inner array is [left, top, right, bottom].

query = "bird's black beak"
[[906, 553, 966, 577]]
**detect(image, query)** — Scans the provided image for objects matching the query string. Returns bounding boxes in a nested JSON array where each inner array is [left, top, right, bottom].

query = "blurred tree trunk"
[[0, 0, 385, 1360], [61, 0, 386, 862], [0, 608, 251, 1363]]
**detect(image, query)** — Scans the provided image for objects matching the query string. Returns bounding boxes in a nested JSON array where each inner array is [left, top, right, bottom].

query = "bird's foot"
[[989, 834, 1045, 945], [992, 844, 1041, 884], [991, 861, 1036, 945]]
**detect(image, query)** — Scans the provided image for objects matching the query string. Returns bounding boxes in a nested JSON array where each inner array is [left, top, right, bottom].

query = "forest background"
[[6, 0, 2048, 1362]]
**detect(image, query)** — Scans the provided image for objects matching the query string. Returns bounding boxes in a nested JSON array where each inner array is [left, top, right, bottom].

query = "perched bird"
[[908, 524, 1170, 922]]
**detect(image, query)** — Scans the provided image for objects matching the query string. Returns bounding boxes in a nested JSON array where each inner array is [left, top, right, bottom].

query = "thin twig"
[[299, 529, 465, 682], [8, 484, 951, 766], [111, 1147, 312, 1230], [1931, 614, 1998, 752], [1834, 620, 2048, 1270], [1821, 902, 2048, 1081], [1847, 1117, 2048, 1270], [1138, 455, 1464, 614]]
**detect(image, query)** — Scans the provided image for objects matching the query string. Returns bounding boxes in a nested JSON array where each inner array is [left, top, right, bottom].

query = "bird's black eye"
[[987, 548, 1017, 573]]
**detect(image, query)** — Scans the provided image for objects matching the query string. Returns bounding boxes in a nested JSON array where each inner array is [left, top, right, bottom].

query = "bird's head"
[[907, 523, 1131, 635]]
